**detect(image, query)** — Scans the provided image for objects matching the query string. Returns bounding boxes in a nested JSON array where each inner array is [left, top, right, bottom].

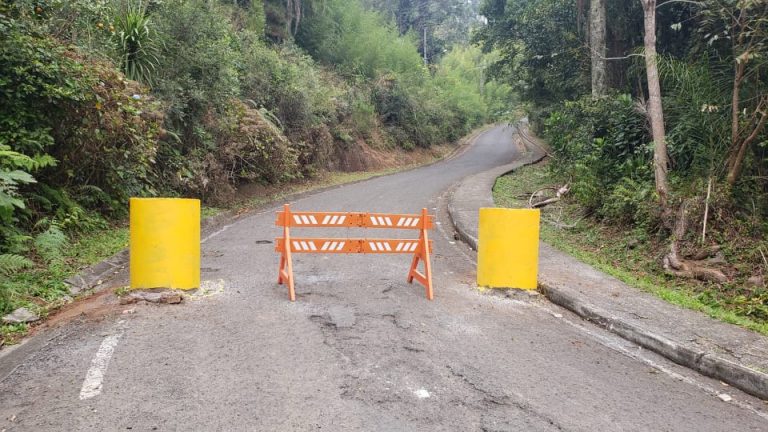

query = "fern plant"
[[0, 254, 33, 276], [33, 224, 67, 264], [0, 145, 57, 225]]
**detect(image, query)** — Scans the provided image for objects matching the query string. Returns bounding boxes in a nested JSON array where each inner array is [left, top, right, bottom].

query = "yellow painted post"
[[130, 198, 200, 290], [477, 208, 540, 290]]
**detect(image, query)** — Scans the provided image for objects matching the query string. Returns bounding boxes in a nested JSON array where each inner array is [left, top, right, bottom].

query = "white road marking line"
[[79, 333, 122, 400]]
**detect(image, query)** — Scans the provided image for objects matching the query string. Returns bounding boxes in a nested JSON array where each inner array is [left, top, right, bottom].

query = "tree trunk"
[[727, 107, 768, 185], [590, 0, 607, 98], [641, 0, 669, 207]]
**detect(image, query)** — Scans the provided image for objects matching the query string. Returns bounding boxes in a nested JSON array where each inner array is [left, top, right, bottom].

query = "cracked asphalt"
[[1, 125, 767, 431]]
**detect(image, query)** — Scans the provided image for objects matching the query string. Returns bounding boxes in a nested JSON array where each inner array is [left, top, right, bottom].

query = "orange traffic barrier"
[[275, 204, 434, 301]]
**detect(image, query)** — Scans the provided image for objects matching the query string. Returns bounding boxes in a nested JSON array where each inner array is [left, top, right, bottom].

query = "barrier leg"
[[277, 204, 296, 301], [406, 208, 434, 300]]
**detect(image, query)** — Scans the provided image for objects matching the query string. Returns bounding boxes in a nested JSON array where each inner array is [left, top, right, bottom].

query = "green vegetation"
[[0, 0, 511, 336], [494, 162, 768, 335], [478, 0, 768, 328]]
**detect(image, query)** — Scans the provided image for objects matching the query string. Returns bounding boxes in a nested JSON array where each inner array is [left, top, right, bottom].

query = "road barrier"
[[477, 208, 540, 290], [275, 204, 434, 301], [130, 198, 200, 290]]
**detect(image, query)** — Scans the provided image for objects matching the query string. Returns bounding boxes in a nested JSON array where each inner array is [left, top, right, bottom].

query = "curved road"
[[1, 125, 766, 431]]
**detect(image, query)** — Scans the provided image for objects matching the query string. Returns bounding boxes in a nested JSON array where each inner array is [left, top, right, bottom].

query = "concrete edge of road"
[[62, 123, 499, 296], [446, 125, 768, 401]]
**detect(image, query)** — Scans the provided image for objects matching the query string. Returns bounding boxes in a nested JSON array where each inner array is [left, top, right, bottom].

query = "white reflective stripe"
[[309, 215, 318, 224], [383, 242, 392, 251], [376, 242, 385, 251], [292, 241, 301, 250], [396, 242, 404, 251], [385, 217, 393, 226], [404, 217, 413, 226], [322, 215, 331, 224], [369, 242, 377, 251], [330, 215, 339, 224], [329, 241, 338, 250], [376, 217, 385, 225], [409, 243, 418, 251], [338, 215, 346, 225], [301, 215, 310, 224], [293, 215, 302, 224], [300, 241, 310, 250], [308, 242, 317, 251], [410, 218, 420, 227], [397, 218, 406, 226], [335, 242, 345, 251], [321, 241, 331, 251], [370, 217, 379, 226]]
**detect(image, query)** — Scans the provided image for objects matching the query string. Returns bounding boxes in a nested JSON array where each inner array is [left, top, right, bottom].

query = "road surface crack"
[[446, 365, 566, 431]]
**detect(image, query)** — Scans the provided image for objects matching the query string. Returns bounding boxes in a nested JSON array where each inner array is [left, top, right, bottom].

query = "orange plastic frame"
[[275, 204, 434, 301]]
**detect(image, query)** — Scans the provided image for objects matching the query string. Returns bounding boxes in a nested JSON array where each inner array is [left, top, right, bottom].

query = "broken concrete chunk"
[[127, 290, 184, 305], [2, 307, 40, 324], [747, 275, 765, 288]]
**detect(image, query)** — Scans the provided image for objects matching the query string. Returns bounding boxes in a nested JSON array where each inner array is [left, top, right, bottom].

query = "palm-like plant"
[[112, 1, 159, 86]]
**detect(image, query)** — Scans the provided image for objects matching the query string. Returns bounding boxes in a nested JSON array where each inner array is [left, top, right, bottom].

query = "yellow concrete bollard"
[[477, 208, 540, 290], [129, 198, 200, 290]]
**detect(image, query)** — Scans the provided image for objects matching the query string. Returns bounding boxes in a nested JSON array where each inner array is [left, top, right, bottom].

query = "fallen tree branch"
[[529, 184, 570, 208], [663, 199, 729, 284]]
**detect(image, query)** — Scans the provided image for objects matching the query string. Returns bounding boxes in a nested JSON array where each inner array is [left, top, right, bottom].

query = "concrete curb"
[[446, 126, 768, 401]]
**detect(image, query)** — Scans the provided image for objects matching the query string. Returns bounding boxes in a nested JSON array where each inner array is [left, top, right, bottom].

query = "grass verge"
[[493, 160, 768, 336]]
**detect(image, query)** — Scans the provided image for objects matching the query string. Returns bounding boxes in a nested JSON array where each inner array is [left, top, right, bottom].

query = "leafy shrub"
[[207, 100, 300, 201], [545, 94, 653, 223], [152, 0, 241, 140]]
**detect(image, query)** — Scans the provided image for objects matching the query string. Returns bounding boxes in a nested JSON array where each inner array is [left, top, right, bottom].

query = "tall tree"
[[640, 0, 670, 206], [590, 0, 607, 97]]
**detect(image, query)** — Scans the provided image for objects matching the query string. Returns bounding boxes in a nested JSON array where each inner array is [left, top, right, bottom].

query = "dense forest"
[[0, 0, 511, 318], [478, 0, 768, 323]]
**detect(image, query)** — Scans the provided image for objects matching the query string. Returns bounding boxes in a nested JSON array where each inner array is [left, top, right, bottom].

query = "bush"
[[544, 94, 653, 223], [0, 5, 160, 253], [205, 100, 300, 203]]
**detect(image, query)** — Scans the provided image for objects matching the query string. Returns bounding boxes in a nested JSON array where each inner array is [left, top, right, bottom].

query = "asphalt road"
[[1, 125, 767, 431]]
